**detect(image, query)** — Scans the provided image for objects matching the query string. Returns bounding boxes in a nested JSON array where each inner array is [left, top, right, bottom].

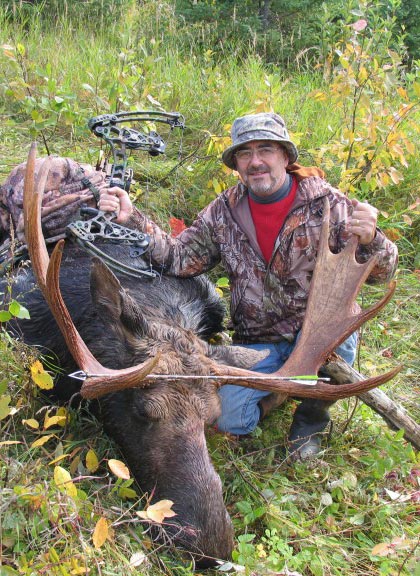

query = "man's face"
[[234, 140, 289, 198]]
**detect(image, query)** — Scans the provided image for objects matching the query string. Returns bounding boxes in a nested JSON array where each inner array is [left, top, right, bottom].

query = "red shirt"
[[248, 177, 298, 263]]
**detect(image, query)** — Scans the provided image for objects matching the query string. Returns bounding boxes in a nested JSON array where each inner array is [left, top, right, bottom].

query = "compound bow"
[[67, 110, 185, 278]]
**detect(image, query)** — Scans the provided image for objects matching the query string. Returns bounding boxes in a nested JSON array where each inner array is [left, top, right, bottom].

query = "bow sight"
[[88, 110, 185, 191]]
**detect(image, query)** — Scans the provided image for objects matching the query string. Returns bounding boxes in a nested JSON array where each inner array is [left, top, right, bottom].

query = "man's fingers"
[[117, 192, 133, 223], [350, 198, 377, 245], [98, 187, 133, 223]]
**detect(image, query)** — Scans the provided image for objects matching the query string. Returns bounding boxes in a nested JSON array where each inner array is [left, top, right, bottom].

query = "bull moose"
[[0, 145, 399, 566]]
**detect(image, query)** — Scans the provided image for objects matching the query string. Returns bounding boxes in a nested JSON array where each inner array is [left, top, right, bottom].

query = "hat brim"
[[222, 138, 298, 169]]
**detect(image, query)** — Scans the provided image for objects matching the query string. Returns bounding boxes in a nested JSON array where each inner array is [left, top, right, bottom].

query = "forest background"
[[0, 1, 419, 575]]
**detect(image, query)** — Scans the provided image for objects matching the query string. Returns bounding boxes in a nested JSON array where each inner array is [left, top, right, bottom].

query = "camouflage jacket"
[[130, 176, 398, 343]]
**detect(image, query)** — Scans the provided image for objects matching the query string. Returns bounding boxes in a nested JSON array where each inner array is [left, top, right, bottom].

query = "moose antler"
[[23, 143, 160, 399], [194, 197, 400, 399]]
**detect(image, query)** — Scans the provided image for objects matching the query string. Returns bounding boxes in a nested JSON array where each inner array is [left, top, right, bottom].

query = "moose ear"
[[208, 344, 269, 369], [90, 258, 150, 335]]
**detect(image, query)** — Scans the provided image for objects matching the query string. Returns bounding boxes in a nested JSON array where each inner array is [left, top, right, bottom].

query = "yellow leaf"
[[49, 454, 69, 465], [54, 465, 77, 498], [389, 167, 404, 185], [86, 449, 99, 473], [93, 517, 109, 549], [108, 459, 130, 479], [70, 566, 88, 575], [212, 178, 222, 194], [358, 66, 368, 81], [31, 434, 54, 448], [70, 557, 90, 575], [254, 101, 269, 113], [371, 542, 392, 557], [413, 82, 420, 97], [384, 228, 401, 242], [56, 406, 68, 426], [0, 440, 22, 447], [311, 91, 327, 101], [136, 499, 177, 524], [22, 418, 39, 429], [44, 414, 67, 430], [30, 360, 54, 390]]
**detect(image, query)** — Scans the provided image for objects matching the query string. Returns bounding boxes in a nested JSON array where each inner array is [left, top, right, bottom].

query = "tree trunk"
[[323, 357, 420, 450]]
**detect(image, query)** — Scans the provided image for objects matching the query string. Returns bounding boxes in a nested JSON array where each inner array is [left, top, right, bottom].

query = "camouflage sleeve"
[[126, 203, 221, 277], [355, 229, 398, 284], [327, 189, 398, 285]]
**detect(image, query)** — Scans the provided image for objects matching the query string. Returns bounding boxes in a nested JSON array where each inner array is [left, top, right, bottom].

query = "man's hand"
[[98, 187, 133, 224], [349, 198, 378, 245]]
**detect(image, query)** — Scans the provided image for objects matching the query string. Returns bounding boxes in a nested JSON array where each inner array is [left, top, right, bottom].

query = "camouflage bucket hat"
[[222, 112, 298, 169]]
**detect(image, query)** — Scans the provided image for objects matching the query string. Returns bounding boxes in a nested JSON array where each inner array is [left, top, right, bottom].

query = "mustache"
[[246, 167, 269, 175]]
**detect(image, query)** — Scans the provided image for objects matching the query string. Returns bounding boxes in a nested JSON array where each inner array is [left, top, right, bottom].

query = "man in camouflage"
[[100, 112, 398, 459]]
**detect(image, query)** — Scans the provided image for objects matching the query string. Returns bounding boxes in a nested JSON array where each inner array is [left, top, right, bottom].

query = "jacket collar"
[[225, 174, 331, 211]]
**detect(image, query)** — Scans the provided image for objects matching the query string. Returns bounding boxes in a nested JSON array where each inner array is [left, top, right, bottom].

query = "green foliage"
[[0, 298, 30, 322], [175, 0, 420, 67], [312, 0, 419, 192]]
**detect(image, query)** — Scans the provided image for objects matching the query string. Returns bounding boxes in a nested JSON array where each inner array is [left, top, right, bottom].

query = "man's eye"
[[236, 150, 252, 160]]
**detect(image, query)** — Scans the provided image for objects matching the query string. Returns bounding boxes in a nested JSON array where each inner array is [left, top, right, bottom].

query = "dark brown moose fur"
[[2, 241, 266, 566]]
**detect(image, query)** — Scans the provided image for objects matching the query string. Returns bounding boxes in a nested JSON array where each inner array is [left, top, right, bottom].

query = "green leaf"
[[0, 310, 12, 322], [238, 533, 255, 543], [54, 466, 77, 498], [216, 277, 230, 288], [349, 513, 365, 525], [16, 43, 25, 56], [0, 566, 20, 575], [118, 486, 138, 499], [9, 300, 30, 319]]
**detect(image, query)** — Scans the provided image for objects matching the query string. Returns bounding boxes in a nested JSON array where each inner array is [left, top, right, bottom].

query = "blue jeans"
[[217, 332, 358, 435]]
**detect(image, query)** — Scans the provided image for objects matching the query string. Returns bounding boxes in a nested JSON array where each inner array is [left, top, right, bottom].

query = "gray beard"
[[248, 176, 277, 196]]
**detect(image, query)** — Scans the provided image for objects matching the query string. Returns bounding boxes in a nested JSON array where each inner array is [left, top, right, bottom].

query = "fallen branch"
[[323, 356, 420, 451]]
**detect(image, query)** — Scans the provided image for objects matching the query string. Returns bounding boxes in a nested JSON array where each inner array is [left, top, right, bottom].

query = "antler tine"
[[23, 143, 50, 292], [203, 363, 401, 399], [23, 144, 160, 400]]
